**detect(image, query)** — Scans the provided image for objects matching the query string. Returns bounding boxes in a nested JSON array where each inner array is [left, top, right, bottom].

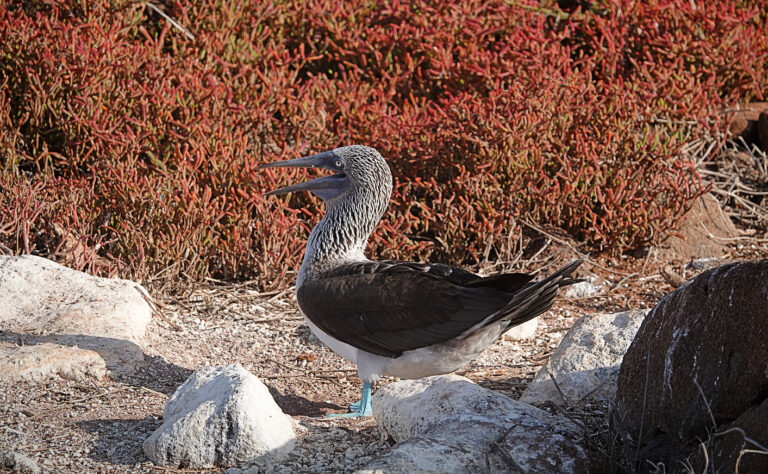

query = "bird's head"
[[260, 145, 392, 203]]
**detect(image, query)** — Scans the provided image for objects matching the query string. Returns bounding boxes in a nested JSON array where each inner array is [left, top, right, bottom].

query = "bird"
[[261, 145, 582, 417]]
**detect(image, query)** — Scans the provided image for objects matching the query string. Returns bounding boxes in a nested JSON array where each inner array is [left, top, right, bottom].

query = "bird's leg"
[[348, 381, 373, 412], [326, 381, 373, 418]]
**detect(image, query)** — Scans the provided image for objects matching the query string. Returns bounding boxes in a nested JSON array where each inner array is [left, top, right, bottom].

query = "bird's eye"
[[335, 160, 343, 168]]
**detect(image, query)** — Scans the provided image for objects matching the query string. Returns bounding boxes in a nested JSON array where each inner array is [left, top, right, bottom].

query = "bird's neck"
[[297, 191, 386, 286]]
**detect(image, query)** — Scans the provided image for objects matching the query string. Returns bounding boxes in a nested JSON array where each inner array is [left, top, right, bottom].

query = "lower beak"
[[264, 174, 347, 197], [260, 151, 347, 197]]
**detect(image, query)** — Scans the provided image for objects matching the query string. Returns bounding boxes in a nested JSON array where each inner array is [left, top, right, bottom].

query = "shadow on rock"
[[474, 375, 532, 399]]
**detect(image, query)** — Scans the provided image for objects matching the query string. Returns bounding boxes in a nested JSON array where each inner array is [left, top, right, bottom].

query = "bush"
[[1, 0, 766, 289]]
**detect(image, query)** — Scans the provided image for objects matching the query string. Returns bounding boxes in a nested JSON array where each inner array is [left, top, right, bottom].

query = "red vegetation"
[[1, 0, 766, 289]]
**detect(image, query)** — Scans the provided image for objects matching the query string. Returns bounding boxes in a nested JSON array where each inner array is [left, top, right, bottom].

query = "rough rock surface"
[[0, 342, 107, 381], [143, 364, 296, 468], [658, 193, 738, 260], [686, 256, 723, 271], [0, 255, 151, 380], [611, 260, 768, 472], [363, 375, 590, 473], [521, 310, 647, 407]]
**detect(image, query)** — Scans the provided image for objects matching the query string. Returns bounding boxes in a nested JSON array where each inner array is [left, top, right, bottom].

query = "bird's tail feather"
[[497, 258, 583, 330], [501, 258, 582, 329], [460, 258, 583, 339]]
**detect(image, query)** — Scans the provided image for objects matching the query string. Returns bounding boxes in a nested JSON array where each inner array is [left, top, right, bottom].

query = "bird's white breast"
[[303, 314, 360, 364]]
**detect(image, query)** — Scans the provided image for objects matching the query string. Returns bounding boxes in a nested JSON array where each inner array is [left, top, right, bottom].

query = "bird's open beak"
[[260, 151, 348, 197]]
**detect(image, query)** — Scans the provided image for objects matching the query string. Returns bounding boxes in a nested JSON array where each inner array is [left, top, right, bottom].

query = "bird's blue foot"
[[349, 399, 363, 411], [325, 381, 372, 418]]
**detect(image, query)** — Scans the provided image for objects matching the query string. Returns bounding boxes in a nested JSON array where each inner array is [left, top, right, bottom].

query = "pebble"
[[687, 257, 722, 271]]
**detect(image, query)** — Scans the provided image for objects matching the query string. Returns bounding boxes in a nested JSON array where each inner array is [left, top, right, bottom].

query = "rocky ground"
[[1, 236, 766, 473]]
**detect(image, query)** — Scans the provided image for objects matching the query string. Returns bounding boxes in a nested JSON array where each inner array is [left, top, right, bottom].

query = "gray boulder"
[[360, 375, 590, 473], [0, 342, 107, 382], [521, 309, 648, 406], [143, 364, 296, 468]]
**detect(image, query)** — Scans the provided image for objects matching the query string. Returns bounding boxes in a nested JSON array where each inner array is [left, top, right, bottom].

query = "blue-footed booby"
[[261, 145, 582, 417]]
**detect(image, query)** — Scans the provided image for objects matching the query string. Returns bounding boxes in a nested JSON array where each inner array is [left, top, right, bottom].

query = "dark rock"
[[611, 260, 768, 472], [699, 397, 768, 473], [726, 102, 768, 146], [759, 111, 768, 153]]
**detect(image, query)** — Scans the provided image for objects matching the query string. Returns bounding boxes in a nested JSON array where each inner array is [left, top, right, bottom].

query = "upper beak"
[[259, 151, 346, 197]]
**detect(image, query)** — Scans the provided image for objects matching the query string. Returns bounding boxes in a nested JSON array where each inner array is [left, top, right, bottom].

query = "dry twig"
[[145, 3, 196, 41]]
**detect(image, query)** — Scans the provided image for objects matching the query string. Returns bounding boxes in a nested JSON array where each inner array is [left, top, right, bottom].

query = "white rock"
[[143, 364, 296, 468], [372, 375, 557, 442], [686, 257, 722, 271], [0, 342, 107, 381], [362, 375, 590, 473], [502, 316, 538, 340], [521, 309, 648, 406], [563, 277, 605, 298], [0, 255, 152, 381]]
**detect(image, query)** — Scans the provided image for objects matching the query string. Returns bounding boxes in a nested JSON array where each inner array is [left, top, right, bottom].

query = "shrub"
[[1, 0, 765, 289]]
